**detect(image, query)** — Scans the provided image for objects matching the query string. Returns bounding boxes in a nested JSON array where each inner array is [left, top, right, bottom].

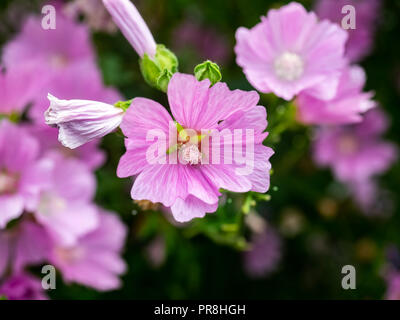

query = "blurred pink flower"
[[243, 228, 282, 278], [349, 178, 394, 217], [0, 121, 48, 228], [33, 153, 99, 246], [313, 109, 397, 183], [28, 125, 106, 170], [3, 13, 96, 80], [296, 65, 375, 125], [235, 2, 347, 101], [45, 94, 124, 149], [103, 0, 156, 57], [49, 208, 127, 291], [315, 0, 381, 62], [29, 50, 121, 127], [0, 221, 51, 278], [64, 0, 117, 33], [0, 63, 46, 115], [0, 273, 47, 300], [117, 73, 273, 222], [386, 274, 400, 300]]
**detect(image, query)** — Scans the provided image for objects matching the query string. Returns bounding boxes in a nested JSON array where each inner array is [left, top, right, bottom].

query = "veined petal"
[[45, 94, 124, 149], [103, 0, 156, 57]]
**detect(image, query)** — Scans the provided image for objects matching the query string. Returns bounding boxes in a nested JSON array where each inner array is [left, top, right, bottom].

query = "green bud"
[[114, 99, 133, 111], [139, 44, 178, 92], [194, 60, 222, 86], [156, 69, 173, 93]]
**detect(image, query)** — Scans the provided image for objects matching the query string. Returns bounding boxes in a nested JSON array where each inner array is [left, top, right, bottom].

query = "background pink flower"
[[33, 153, 99, 246], [315, 0, 381, 62], [49, 208, 127, 291], [0, 272, 48, 300], [235, 2, 348, 101], [296, 65, 375, 125], [313, 109, 397, 183], [243, 228, 282, 278], [0, 121, 47, 228]]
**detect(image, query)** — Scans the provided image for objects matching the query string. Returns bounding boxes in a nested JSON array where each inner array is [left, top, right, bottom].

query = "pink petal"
[[170, 196, 218, 223]]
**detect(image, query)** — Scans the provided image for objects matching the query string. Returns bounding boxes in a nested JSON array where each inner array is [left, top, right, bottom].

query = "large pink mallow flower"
[[2, 13, 96, 80], [117, 73, 274, 222], [315, 0, 381, 62], [235, 2, 348, 101], [0, 273, 48, 300], [49, 208, 127, 291], [0, 121, 47, 229], [103, 0, 156, 57], [45, 93, 124, 149], [296, 65, 375, 125], [313, 109, 398, 183], [33, 152, 99, 246]]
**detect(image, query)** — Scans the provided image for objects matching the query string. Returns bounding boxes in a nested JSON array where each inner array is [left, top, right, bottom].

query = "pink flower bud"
[[45, 94, 124, 149]]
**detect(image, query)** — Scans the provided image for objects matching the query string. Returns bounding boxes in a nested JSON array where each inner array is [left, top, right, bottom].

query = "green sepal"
[[139, 44, 178, 92], [114, 99, 133, 111], [194, 60, 222, 86]]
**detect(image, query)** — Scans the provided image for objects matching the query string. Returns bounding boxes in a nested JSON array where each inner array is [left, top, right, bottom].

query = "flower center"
[[338, 135, 358, 155], [38, 192, 67, 216], [0, 171, 19, 195], [274, 52, 304, 81], [55, 246, 85, 264], [179, 143, 202, 165], [50, 54, 69, 69]]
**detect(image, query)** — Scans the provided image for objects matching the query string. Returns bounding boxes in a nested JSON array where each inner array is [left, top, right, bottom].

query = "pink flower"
[[315, 0, 381, 62], [28, 125, 106, 170], [349, 179, 394, 217], [3, 13, 96, 80], [0, 121, 47, 228], [0, 221, 51, 278], [386, 274, 400, 300], [296, 65, 375, 125], [31, 63, 121, 127], [0, 63, 46, 115], [33, 153, 99, 246], [313, 109, 397, 183], [0, 273, 47, 300], [117, 73, 273, 222], [49, 208, 127, 291], [243, 228, 282, 278], [64, 0, 117, 33], [235, 2, 348, 101], [103, 0, 157, 57], [45, 94, 124, 149]]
